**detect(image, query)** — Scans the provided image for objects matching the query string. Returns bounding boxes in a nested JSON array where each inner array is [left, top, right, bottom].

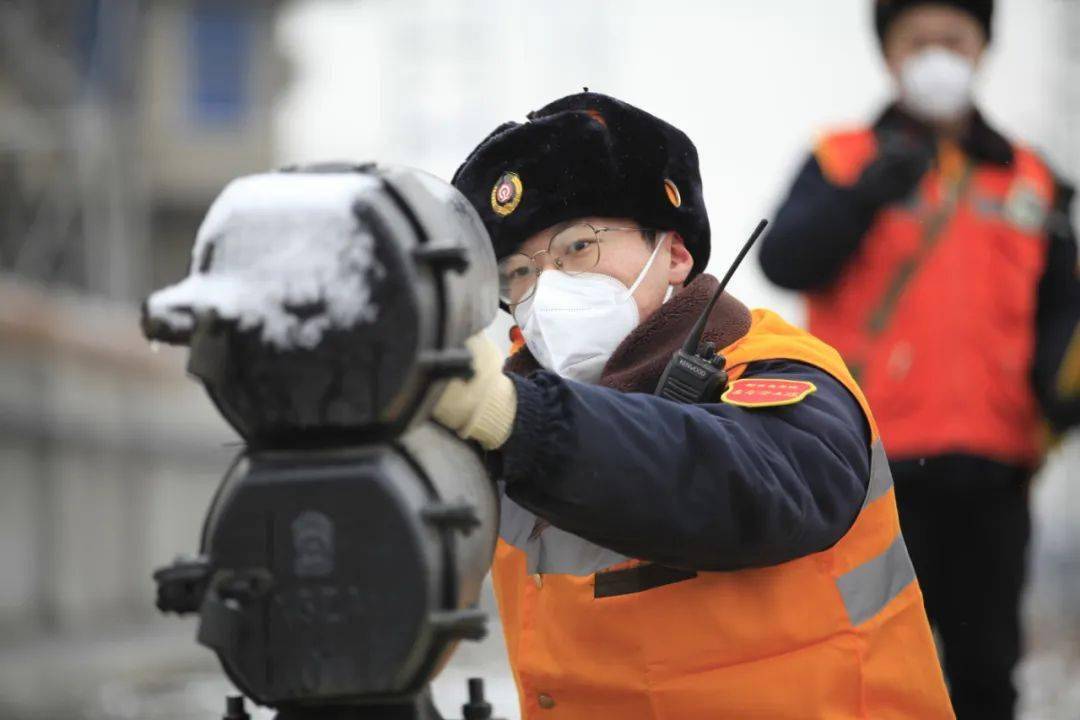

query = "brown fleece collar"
[[504, 273, 753, 393]]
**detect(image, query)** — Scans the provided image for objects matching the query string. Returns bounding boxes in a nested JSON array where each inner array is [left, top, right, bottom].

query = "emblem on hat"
[[664, 178, 682, 208], [491, 171, 523, 216]]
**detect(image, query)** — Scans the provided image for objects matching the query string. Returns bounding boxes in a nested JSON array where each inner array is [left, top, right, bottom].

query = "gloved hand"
[[853, 132, 935, 209], [432, 332, 517, 450]]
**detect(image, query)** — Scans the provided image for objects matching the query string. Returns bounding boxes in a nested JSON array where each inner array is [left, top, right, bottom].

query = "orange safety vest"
[[492, 309, 954, 719], [809, 128, 1055, 467]]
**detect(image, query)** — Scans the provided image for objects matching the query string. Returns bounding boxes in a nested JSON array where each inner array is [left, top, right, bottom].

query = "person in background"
[[760, 2, 1080, 718], [431, 91, 954, 719]]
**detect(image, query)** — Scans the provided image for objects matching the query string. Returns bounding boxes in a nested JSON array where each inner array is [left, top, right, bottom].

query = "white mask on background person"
[[899, 47, 976, 122], [515, 233, 669, 384]]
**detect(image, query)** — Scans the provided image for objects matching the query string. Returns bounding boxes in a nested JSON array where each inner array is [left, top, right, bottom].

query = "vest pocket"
[[645, 631, 864, 719], [594, 564, 698, 598]]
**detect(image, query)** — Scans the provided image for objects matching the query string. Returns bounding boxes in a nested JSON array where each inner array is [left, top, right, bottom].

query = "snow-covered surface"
[[412, 167, 465, 207], [145, 173, 385, 350]]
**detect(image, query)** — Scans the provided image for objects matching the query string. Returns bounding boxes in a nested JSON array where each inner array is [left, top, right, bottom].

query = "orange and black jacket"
[[487, 286, 953, 718], [762, 105, 1080, 448], [489, 280, 871, 570]]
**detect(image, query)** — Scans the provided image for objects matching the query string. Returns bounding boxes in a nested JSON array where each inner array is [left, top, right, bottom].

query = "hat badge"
[[664, 178, 682, 208], [491, 171, 523, 216]]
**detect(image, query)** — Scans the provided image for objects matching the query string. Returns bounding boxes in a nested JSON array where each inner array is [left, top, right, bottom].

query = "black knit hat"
[[875, 0, 994, 45], [451, 92, 711, 281]]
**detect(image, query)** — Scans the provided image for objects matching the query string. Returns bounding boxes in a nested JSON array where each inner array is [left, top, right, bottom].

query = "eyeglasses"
[[498, 223, 650, 307]]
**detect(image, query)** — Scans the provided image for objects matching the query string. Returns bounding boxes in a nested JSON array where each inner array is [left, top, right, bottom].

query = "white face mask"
[[899, 47, 976, 123], [515, 233, 670, 383]]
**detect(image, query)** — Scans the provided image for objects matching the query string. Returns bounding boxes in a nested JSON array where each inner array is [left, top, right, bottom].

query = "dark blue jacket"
[[494, 359, 871, 572]]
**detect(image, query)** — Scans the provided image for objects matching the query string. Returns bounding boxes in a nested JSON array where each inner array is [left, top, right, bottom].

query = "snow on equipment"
[[144, 163, 504, 720]]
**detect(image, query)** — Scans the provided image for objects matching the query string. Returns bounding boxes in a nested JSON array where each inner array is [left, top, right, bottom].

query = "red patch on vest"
[[721, 378, 817, 408]]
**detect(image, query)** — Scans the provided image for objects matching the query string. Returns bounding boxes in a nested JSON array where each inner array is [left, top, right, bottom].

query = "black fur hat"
[[451, 92, 711, 281], [875, 0, 994, 45]]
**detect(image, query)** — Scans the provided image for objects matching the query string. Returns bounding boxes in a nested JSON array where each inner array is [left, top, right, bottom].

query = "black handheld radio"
[[654, 219, 768, 404]]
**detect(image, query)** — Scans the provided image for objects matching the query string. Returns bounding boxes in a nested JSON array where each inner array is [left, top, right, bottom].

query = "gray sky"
[[274, 0, 1071, 324]]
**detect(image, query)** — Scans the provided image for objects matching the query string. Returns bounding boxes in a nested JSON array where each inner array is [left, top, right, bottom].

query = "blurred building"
[[0, 1, 289, 716], [0, 0, 287, 301]]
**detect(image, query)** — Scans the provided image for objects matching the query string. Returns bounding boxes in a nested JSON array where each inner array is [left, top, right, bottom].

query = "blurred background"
[[0, 1, 1077, 718]]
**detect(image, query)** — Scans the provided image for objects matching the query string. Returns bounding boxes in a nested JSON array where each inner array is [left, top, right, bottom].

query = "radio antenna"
[[680, 219, 768, 355]]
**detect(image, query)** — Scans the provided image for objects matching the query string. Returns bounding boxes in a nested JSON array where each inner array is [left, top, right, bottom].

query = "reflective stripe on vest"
[[837, 532, 917, 626], [499, 491, 630, 575], [834, 439, 916, 626], [865, 439, 894, 505]]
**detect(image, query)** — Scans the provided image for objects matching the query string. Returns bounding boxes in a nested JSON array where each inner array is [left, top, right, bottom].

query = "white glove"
[[432, 333, 517, 450]]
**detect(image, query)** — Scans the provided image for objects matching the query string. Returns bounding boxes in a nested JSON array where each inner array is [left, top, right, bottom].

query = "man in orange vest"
[[760, 2, 1080, 718], [430, 91, 954, 719]]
